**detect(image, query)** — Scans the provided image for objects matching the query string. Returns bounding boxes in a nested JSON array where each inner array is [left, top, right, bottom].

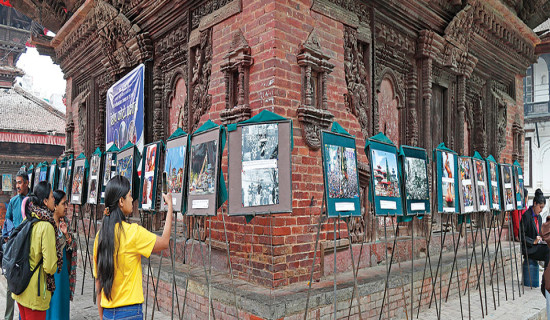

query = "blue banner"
[[106, 64, 145, 152]]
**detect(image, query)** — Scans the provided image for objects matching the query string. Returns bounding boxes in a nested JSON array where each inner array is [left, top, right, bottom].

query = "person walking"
[[12, 181, 61, 320], [3, 171, 29, 320], [93, 175, 173, 320], [45, 190, 77, 320]]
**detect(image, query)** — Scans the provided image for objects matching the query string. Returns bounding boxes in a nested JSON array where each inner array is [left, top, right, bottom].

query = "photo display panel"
[[87, 152, 103, 205], [187, 127, 221, 216], [2, 174, 12, 192], [366, 137, 403, 216], [48, 162, 57, 189], [57, 162, 66, 191], [100, 151, 118, 204], [139, 141, 161, 211], [39, 165, 48, 183], [435, 147, 460, 213], [486, 156, 501, 211], [228, 121, 292, 216], [513, 162, 525, 210], [400, 146, 430, 215], [117, 144, 139, 199], [64, 158, 74, 197], [472, 157, 490, 212], [458, 157, 478, 214], [162, 134, 188, 213], [70, 158, 87, 205], [34, 166, 40, 189], [319, 130, 361, 217], [27, 166, 34, 191], [500, 163, 515, 211]]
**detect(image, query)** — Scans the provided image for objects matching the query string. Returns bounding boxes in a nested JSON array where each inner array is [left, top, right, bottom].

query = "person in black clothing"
[[520, 189, 550, 268]]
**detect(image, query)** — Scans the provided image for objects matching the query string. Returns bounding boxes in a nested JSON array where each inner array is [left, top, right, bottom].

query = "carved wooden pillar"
[[296, 29, 335, 150], [65, 113, 75, 156], [406, 68, 418, 146], [456, 75, 466, 155], [421, 57, 433, 154], [153, 66, 164, 141]]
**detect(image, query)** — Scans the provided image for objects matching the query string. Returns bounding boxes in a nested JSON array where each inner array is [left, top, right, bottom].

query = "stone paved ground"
[[417, 266, 547, 320], [0, 263, 172, 320]]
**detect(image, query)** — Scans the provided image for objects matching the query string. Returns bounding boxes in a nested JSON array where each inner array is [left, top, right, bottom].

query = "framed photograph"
[[227, 121, 292, 216], [87, 152, 103, 205], [400, 146, 430, 215], [101, 151, 118, 204], [117, 144, 139, 199], [33, 166, 40, 189], [187, 127, 222, 216], [39, 164, 48, 183], [161, 134, 188, 212], [2, 174, 12, 192], [70, 158, 87, 205], [139, 141, 161, 211], [472, 157, 489, 212], [319, 130, 360, 217], [367, 138, 403, 216], [500, 163, 515, 211], [435, 147, 459, 213], [486, 156, 501, 211], [458, 157, 477, 214], [48, 161, 58, 189], [57, 163, 66, 191], [27, 166, 34, 191], [64, 158, 74, 198], [513, 162, 525, 210]]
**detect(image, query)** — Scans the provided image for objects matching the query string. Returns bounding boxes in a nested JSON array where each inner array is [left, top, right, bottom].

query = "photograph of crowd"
[[372, 149, 400, 198], [459, 157, 471, 181], [189, 140, 217, 195], [475, 160, 485, 183], [242, 124, 278, 162], [478, 185, 487, 208], [404, 157, 428, 201], [71, 165, 85, 197], [165, 145, 186, 194], [242, 168, 279, 207], [324, 144, 359, 199]]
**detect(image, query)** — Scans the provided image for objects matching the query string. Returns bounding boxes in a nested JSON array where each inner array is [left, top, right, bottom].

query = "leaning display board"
[[101, 144, 119, 204], [187, 123, 223, 216], [27, 165, 34, 191], [70, 155, 88, 205], [228, 118, 293, 216], [513, 161, 525, 210], [87, 148, 103, 205], [33, 165, 41, 189], [472, 152, 490, 212], [486, 155, 501, 211], [458, 156, 477, 214], [320, 129, 361, 217], [38, 162, 48, 183], [161, 129, 189, 212], [366, 133, 403, 216], [64, 157, 74, 197], [500, 163, 515, 211], [435, 144, 459, 213], [400, 145, 430, 215], [48, 160, 58, 189], [139, 141, 161, 211], [117, 142, 140, 199]]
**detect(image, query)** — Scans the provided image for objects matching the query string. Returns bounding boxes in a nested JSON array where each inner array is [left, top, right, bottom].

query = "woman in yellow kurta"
[[93, 175, 172, 320], [12, 181, 60, 320]]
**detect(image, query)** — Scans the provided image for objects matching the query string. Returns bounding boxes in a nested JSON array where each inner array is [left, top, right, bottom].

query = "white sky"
[[15, 47, 66, 112]]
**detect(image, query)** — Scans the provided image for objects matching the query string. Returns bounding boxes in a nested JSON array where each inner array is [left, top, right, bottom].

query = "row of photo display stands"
[[24, 110, 526, 319]]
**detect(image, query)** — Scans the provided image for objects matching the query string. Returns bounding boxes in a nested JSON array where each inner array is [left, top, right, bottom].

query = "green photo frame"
[[458, 156, 477, 214], [87, 149, 103, 205], [161, 131, 189, 213], [500, 163, 515, 211], [513, 161, 525, 210], [48, 160, 58, 189], [101, 144, 119, 204], [400, 145, 430, 216], [486, 155, 501, 211], [70, 157, 88, 205], [139, 141, 162, 211], [472, 153, 490, 212], [321, 130, 361, 218], [435, 144, 459, 214], [117, 143, 140, 200]]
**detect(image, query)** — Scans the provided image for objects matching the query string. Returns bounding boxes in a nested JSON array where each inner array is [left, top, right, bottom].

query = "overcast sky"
[[16, 47, 66, 112]]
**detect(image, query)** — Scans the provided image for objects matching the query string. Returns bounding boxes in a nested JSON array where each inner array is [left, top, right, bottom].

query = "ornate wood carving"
[[496, 98, 507, 160], [65, 112, 75, 155], [406, 69, 418, 146], [220, 29, 253, 125], [189, 28, 213, 132], [191, 0, 238, 30], [344, 26, 371, 140], [296, 29, 334, 150]]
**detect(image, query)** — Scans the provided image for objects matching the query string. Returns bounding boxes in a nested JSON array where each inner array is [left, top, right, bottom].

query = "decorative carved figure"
[[189, 28, 213, 132]]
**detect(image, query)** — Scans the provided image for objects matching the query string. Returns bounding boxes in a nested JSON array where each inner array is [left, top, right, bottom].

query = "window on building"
[[533, 57, 549, 103], [525, 66, 533, 104]]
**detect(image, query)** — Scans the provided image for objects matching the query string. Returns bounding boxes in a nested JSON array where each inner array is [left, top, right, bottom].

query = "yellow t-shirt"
[[93, 221, 157, 308]]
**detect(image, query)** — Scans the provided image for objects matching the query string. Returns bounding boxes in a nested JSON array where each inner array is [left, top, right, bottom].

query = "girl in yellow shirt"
[[93, 175, 173, 320]]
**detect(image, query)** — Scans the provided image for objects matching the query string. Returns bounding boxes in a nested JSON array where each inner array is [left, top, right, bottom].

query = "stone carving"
[[189, 28, 213, 132], [473, 95, 487, 156], [220, 29, 253, 125], [296, 29, 335, 150], [344, 26, 371, 140], [496, 99, 507, 159], [191, 0, 235, 29]]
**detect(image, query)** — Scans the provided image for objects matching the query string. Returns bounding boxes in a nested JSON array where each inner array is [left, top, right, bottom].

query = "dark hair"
[[16, 170, 28, 182], [53, 190, 66, 206], [96, 175, 131, 301], [534, 189, 546, 206], [536, 188, 543, 198], [524, 188, 528, 199], [25, 181, 51, 219]]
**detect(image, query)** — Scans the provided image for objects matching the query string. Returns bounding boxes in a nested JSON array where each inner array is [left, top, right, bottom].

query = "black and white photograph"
[[87, 153, 102, 204], [404, 157, 428, 201], [242, 168, 279, 207], [242, 123, 278, 161]]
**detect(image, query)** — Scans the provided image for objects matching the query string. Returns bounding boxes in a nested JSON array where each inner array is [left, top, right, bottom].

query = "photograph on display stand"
[[70, 158, 87, 205], [435, 146, 459, 214], [513, 163, 525, 210], [162, 133, 188, 212], [139, 141, 161, 211], [486, 158, 501, 211], [458, 157, 477, 214], [500, 163, 515, 211], [472, 158, 489, 212], [117, 144, 139, 199], [2, 174, 11, 192], [101, 151, 118, 204], [48, 162, 57, 188], [87, 152, 103, 205], [401, 145, 430, 215], [227, 116, 293, 216], [34, 166, 40, 188]]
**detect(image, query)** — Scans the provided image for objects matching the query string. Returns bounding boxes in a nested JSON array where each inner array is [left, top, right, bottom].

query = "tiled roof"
[[0, 85, 65, 135]]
